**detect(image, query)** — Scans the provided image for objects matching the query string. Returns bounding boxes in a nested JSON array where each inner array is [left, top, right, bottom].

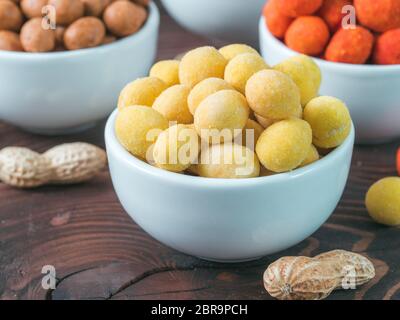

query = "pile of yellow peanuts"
[[115, 44, 352, 179]]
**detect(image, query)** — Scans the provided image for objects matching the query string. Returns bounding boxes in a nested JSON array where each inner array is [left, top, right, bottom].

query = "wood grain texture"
[[1, 1, 400, 300]]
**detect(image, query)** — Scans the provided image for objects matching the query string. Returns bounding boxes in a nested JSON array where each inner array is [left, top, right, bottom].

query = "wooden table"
[[1, 3, 399, 301]]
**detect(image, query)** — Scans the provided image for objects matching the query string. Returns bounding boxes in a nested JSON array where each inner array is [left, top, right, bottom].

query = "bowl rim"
[[260, 17, 400, 73], [105, 109, 355, 188], [0, 2, 159, 60]]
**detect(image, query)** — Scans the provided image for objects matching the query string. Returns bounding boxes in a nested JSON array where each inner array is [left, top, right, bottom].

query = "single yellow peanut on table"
[[274, 55, 321, 106], [219, 43, 259, 61], [152, 84, 193, 124], [197, 143, 260, 179], [188, 78, 233, 115], [115, 105, 168, 160], [118, 77, 167, 110], [224, 53, 270, 94], [179, 46, 227, 87], [153, 124, 200, 173], [246, 69, 301, 120], [194, 90, 249, 144], [256, 118, 312, 173], [366, 177, 400, 226], [303, 96, 351, 149], [150, 60, 180, 87]]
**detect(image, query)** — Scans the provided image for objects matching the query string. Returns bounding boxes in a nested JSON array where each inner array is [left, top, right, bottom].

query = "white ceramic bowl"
[[160, 0, 265, 45], [105, 109, 355, 262], [259, 17, 400, 144], [0, 3, 159, 135]]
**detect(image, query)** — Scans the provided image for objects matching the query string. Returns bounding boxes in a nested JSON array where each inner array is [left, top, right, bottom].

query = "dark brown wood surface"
[[1, 3, 400, 301]]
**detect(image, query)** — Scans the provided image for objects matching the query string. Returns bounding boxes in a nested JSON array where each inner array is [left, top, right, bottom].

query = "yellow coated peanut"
[[115, 105, 168, 160], [274, 55, 321, 107], [224, 53, 270, 94], [153, 124, 200, 172], [188, 78, 233, 115], [197, 143, 260, 179], [118, 77, 167, 110], [179, 46, 227, 87], [299, 144, 320, 168], [304, 96, 351, 148], [256, 118, 312, 173], [150, 60, 180, 87], [194, 90, 249, 144], [366, 177, 400, 226], [152, 84, 193, 124], [240, 119, 264, 148], [246, 69, 301, 120], [219, 43, 259, 61]]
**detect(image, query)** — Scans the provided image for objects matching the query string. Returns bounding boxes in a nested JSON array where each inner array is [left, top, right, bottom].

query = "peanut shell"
[[43, 142, 107, 184], [263, 256, 341, 300], [315, 250, 375, 288], [263, 250, 376, 300], [0, 147, 53, 188]]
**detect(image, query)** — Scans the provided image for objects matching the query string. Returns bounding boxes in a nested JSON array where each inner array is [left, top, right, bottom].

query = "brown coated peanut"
[[20, 0, 48, 18], [81, 0, 109, 17], [47, 0, 84, 26], [0, 30, 23, 51], [20, 17, 55, 52], [0, 0, 23, 32], [103, 0, 147, 37], [64, 16, 105, 50]]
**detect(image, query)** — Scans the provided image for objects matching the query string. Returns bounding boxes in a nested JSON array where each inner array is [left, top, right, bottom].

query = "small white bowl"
[[0, 3, 159, 135], [259, 17, 400, 144], [160, 0, 265, 45], [105, 109, 355, 262]]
